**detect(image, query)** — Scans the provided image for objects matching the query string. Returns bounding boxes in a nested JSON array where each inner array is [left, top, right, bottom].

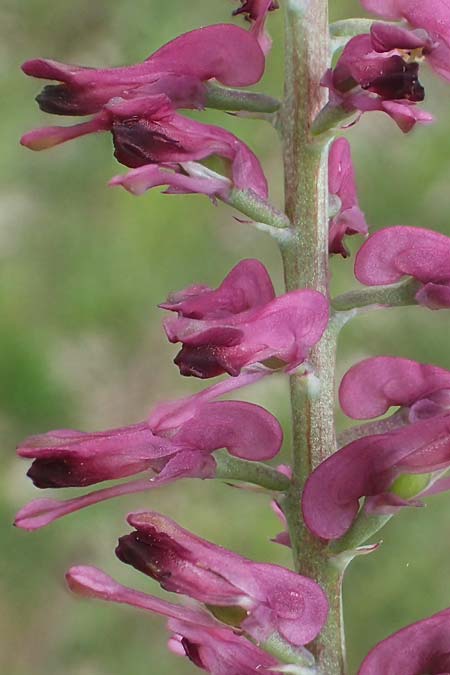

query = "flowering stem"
[[331, 278, 421, 312], [279, 1, 346, 673], [204, 82, 281, 113]]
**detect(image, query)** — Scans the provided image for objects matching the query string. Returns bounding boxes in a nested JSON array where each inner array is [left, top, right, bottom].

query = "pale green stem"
[[329, 18, 375, 38], [331, 278, 421, 312], [337, 410, 409, 448], [204, 82, 281, 113], [280, 1, 347, 673], [329, 18, 401, 38], [329, 510, 393, 555], [214, 452, 291, 491], [226, 188, 291, 229]]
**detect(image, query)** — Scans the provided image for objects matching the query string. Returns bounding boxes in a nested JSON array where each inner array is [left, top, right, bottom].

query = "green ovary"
[[390, 473, 432, 499]]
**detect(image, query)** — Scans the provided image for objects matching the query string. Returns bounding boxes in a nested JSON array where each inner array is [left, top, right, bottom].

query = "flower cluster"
[[18, 0, 450, 673]]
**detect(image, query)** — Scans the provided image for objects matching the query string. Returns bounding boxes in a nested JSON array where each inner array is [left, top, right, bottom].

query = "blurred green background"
[[2, 1, 450, 673]]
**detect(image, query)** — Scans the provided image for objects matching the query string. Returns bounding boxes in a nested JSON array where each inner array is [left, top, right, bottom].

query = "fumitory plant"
[[17, 0, 450, 673]]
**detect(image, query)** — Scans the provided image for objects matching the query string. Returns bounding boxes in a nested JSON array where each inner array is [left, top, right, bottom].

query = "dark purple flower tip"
[[116, 531, 192, 590], [174, 344, 237, 378], [354, 226, 450, 309], [340, 356, 450, 420], [18, 423, 161, 489], [358, 607, 450, 674], [233, 0, 279, 20], [363, 58, 424, 101]]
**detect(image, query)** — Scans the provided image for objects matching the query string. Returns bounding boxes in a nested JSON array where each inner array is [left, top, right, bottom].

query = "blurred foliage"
[[2, 1, 450, 673]]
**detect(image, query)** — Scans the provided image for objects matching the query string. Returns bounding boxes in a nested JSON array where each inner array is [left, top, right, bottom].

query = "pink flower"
[[232, 1, 279, 54], [302, 415, 450, 540], [15, 373, 282, 530], [22, 24, 265, 116], [328, 138, 368, 256], [323, 34, 433, 132], [358, 607, 450, 674], [22, 94, 268, 199], [340, 356, 450, 422], [162, 259, 329, 378], [116, 512, 328, 646], [355, 226, 450, 309], [67, 565, 285, 675], [116, 510, 329, 646], [361, 1, 450, 82]]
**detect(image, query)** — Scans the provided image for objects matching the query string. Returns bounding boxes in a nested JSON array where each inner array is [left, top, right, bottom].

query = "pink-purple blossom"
[[22, 24, 265, 116], [355, 226, 450, 309], [358, 607, 450, 674], [15, 374, 282, 530], [328, 137, 368, 256], [323, 33, 433, 132], [21, 94, 268, 199], [162, 259, 329, 378], [116, 510, 329, 646], [67, 565, 284, 675], [302, 415, 450, 540], [361, 1, 450, 82]]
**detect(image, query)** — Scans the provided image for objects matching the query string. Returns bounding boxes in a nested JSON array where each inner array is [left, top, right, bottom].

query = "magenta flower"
[[22, 24, 265, 116], [22, 94, 268, 199], [361, 0, 450, 82], [302, 415, 450, 540], [358, 607, 450, 674], [67, 565, 284, 675], [116, 510, 329, 646], [340, 356, 450, 422], [355, 226, 450, 309], [162, 259, 329, 378], [232, 1, 279, 54], [15, 374, 282, 530], [324, 34, 433, 132], [328, 138, 368, 256]]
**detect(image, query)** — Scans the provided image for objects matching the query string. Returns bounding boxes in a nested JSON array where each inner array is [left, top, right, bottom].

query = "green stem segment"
[[280, 1, 346, 673], [214, 453, 291, 491], [205, 83, 281, 113], [332, 278, 421, 312]]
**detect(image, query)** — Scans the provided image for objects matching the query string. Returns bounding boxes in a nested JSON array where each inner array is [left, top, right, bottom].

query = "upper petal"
[[339, 356, 450, 419], [354, 226, 450, 285]]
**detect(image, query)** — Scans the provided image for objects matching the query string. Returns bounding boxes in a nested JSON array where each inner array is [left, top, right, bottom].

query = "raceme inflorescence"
[[18, 1, 450, 673]]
